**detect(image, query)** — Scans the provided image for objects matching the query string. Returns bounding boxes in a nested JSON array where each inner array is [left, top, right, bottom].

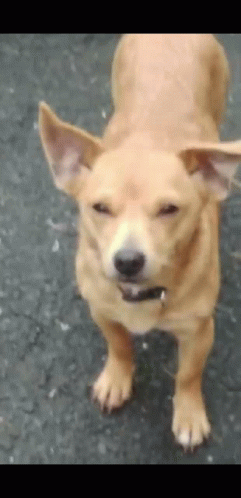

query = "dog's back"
[[104, 34, 229, 151]]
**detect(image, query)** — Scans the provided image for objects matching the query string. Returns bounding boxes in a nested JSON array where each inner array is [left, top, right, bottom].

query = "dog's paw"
[[172, 395, 211, 451], [92, 359, 133, 413]]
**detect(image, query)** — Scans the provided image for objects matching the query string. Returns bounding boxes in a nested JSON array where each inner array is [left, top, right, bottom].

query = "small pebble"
[[48, 388, 57, 399], [56, 320, 70, 332], [52, 240, 59, 252], [98, 441, 106, 455]]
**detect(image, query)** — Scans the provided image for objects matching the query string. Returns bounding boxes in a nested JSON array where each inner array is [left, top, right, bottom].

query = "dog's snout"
[[114, 249, 145, 277]]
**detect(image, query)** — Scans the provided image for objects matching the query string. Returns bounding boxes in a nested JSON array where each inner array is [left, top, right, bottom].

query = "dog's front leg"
[[172, 316, 214, 450], [91, 311, 135, 412]]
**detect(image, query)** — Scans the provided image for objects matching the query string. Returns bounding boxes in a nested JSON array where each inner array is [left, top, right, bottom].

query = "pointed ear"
[[179, 141, 241, 200], [38, 102, 104, 197]]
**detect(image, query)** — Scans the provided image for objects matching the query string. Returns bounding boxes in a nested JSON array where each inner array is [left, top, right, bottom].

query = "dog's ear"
[[179, 141, 241, 200], [39, 102, 104, 197]]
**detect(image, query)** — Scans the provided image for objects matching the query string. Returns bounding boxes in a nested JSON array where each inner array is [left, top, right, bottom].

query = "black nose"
[[114, 249, 145, 277]]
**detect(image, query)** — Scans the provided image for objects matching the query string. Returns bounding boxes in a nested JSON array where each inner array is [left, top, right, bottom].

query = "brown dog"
[[39, 34, 241, 450]]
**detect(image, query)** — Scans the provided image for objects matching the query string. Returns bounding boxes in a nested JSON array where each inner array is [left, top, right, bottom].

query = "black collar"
[[119, 286, 167, 303]]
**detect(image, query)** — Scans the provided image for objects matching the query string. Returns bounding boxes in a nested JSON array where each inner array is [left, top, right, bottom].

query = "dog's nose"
[[114, 249, 145, 277]]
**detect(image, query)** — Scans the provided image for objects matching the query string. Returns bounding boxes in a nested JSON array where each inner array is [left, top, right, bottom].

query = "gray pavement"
[[0, 33, 241, 464]]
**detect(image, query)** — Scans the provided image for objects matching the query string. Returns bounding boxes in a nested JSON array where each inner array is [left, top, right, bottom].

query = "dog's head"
[[39, 102, 241, 300]]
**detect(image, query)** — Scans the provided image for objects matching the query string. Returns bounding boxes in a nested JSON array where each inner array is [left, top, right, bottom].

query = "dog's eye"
[[157, 204, 179, 216], [92, 203, 111, 215]]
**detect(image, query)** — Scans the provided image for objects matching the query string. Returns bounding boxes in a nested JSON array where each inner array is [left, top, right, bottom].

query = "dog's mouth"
[[118, 283, 167, 303]]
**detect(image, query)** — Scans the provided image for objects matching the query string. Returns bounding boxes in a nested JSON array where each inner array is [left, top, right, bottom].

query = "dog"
[[39, 34, 241, 451]]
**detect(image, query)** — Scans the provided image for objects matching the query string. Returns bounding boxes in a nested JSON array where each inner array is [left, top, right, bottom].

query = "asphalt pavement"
[[0, 33, 241, 464]]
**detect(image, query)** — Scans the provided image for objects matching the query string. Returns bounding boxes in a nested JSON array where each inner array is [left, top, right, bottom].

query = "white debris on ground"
[[55, 319, 71, 332], [48, 388, 57, 399], [52, 239, 59, 252]]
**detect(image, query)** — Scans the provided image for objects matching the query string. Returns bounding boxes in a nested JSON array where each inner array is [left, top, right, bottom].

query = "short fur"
[[39, 34, 241, 450]]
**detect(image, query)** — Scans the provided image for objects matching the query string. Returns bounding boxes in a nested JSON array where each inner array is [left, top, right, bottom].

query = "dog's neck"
[[103, 108, 219, 154]]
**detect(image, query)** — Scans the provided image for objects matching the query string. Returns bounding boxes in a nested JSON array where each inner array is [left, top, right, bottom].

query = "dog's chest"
[[121, 310, 197, 336], [119, 304, 161, 335], [114, 300, 184, 335], [115, 296, 205, 336]]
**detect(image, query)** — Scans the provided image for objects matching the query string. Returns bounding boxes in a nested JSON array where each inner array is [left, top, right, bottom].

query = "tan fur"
[[39, 34, 241, 451]]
